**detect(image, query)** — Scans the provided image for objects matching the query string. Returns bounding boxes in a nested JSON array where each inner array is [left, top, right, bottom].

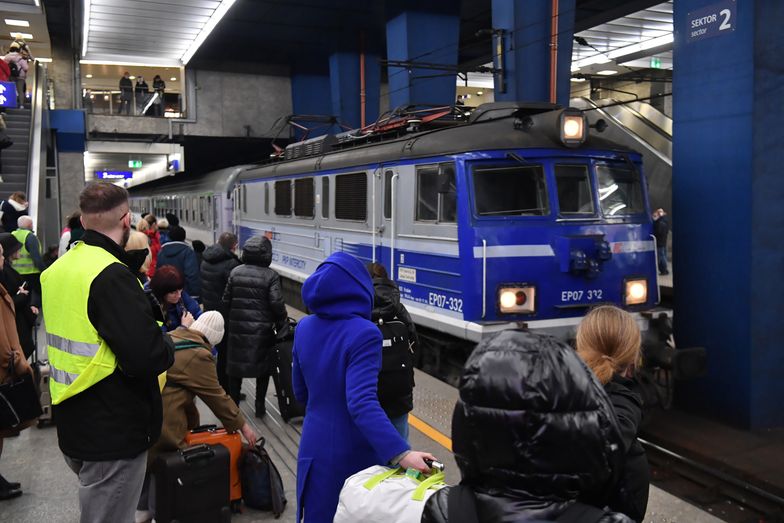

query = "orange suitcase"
[[185, 424, 243, 510]]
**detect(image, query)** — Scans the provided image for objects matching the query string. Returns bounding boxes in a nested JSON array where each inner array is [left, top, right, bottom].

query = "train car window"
[[275, 180, 292, 216], [555, 165, 595, 215], [416, 163, 457, 223], [294, 178, 315, 218], [199, 196, 205, 224], [264, 183, 269, 215], [321, 177, 329, 219], [335, 172, 367, 221], [383, 171, 392, 219], [595, 163, 644, 216], [473, 165, 548, 216], [207, 195, 213, 228]]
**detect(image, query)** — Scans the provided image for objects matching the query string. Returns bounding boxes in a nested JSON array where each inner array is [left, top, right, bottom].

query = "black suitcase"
[[271, 318, 306, 422], [154, 444, 232, 523]]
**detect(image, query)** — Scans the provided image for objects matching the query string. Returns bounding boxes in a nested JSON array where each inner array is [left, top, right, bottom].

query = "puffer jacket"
[[221, 236, 286, 377], [200, 244, 240, 312], [371, 276, 419, 347], [156, 241, 201, 298], [421, 331, 630, 523]]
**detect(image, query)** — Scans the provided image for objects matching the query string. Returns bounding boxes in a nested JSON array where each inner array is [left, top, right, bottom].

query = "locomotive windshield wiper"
[[480, 208, 545, 216], [506, 152, 529, 165]]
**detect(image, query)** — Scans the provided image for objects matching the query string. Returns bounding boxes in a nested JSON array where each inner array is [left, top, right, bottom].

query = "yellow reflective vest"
[[40, 242, 120, 405], [11, 228, 41, 275]]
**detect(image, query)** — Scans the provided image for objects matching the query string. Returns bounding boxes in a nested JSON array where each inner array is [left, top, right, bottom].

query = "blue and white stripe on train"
[[128, 102, 660, 342]]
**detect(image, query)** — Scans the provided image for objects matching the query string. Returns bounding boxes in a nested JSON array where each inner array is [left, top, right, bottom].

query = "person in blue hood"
[[292, 252, 436, 522], [155, 226, 201, 299]]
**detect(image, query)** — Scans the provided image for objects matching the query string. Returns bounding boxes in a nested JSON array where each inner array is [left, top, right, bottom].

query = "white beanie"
[[190, 311, 225, 347]]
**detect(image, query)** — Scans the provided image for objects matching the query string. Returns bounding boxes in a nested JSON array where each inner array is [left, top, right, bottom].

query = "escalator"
[[571, 97, 672, 216]]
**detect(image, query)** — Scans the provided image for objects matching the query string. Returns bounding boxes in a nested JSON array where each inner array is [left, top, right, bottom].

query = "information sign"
[[0, 82, 18, 108], [688, 0, 736, 42], [128, 160, 143, 168], [96, 170, 133, 180]]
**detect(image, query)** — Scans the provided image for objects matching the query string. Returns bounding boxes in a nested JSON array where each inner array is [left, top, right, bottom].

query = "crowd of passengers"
[[0, 182, 650, 523]]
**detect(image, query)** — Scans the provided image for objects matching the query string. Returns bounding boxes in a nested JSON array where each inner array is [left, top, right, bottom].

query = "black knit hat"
[[165, 213, 180, 227], [0, 232, 22, 258]]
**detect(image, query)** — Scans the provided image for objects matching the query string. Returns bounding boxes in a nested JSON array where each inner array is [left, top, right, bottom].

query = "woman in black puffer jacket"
[[221, 235, 287, 414], [421, 331, 632, 523]]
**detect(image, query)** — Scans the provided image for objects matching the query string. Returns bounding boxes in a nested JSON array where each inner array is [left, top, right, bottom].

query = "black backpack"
[[240, 438, 286, 517], [376, 319, 414, 418], [8, 60, 18, 78]]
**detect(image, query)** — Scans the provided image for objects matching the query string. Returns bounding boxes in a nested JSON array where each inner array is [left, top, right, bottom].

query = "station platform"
[[0, 308, 722, 522]]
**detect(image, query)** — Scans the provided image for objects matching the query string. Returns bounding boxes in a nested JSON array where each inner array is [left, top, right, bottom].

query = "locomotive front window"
[[595, 164, 644, 216], [473, 165, 548, 216], [555, 165, 594, 215], [416, 163, 456, 223]]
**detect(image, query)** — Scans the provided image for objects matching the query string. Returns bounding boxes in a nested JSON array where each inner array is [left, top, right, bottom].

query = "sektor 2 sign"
[[687, 0, 735, 42], [0, 82, 17, 108]]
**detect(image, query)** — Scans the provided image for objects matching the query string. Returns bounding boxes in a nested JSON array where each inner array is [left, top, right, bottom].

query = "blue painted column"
[[329, 47, 381, 129], [291, 56, 333, 138], [385, 4, 460, 109], [491, 0, 576, 106], [673, 1, 784, 428]]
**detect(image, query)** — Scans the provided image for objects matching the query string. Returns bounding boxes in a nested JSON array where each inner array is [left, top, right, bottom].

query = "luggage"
[[31, 322, 53, 428], [153, 443, 232, 523], [271, 318, 305, 422], [333, 465, 446, 523], [240, 437, 286, 517], [184, 424, 243, 511], [0, 351, 42, 429], [377, 319, 415, 417]]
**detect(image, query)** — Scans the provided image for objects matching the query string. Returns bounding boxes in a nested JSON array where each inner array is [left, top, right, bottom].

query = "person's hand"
[[30, 306, 38, 315], [181, 311, 194, 328], [399, 451, 437, 473], [240, 422, 257, 447]]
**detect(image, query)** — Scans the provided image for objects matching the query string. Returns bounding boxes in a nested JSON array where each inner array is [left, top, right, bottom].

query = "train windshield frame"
[[554, 163, 596, 217], [594, 162, 645, 217], [471, 164, 550, 217]]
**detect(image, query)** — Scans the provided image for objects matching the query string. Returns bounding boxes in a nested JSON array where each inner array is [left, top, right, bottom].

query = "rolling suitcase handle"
[[180, 444, 215, 463], [190, 424, 219, 434]]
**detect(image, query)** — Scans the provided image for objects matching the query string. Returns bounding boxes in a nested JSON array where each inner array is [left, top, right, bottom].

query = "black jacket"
[[421, 331, 629, 523], [653, 216, 669, 245], [0, 199, 26, 232], [221, 236, 286, 377], [200, 243, 240, 312], [1, 263, 37, 358], [51, 230, 174, 461], [603, 376, 650, 522], [119, 76, 132, 94]]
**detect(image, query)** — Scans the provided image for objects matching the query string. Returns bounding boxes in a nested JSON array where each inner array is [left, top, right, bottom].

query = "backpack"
[[377, 319, 415, 417], [8, 60, 18, 78], [240, 438, 286, 517]]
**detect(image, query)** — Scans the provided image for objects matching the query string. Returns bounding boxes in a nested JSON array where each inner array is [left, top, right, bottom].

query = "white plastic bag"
[[333, 465, 447, 523]]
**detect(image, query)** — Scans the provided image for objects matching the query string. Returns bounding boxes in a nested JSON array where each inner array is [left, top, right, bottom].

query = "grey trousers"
[[64, 451, 147, 523]]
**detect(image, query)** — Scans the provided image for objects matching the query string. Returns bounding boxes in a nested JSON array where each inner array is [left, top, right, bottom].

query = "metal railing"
[[26, 60, 54, 245], [83, 89, 183, 117]]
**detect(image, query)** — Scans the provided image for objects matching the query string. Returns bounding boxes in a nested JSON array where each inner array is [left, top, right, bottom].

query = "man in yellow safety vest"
[[40, 182, 174, 522], [10, 215, 45, 302]]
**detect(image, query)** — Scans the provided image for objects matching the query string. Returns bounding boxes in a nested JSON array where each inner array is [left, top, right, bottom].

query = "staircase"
[[0, 107, 31, 200]]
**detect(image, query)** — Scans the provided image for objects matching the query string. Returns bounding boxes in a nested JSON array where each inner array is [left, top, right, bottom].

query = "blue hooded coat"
[[293, 252, 410, 522]]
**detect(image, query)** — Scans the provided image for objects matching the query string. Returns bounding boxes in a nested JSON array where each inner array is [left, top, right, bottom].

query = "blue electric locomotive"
[[231, 102, 659, 344]]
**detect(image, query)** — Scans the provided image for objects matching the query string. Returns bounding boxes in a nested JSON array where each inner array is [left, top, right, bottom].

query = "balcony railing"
[[83, 90, 184, 118]]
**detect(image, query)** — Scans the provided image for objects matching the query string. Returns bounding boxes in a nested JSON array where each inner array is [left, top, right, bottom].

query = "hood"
[[241, 235, 272, 267], [302, 252, 373, 319], [8, 199, 26, 212], [371, 276, 401, 322], [202, 243, 236, 264], [0, 232, 22, 258], [159, 241, 190, 255], [452, 330, 624, 504]]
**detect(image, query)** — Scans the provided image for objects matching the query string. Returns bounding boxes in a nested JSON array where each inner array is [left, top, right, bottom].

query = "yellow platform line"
[[408, 413, 453, 451]]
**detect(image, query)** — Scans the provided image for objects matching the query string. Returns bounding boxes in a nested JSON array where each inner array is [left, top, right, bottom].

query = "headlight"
[[498, 285, 536, 314], [560, 110, 587, 147], [624, 278, 647, 305]]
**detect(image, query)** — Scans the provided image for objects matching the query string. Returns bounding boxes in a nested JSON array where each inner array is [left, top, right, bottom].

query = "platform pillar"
[[291, 57, 334, 138], [329, 46, 381, 129], [672, 1, 784, 428], [491, 0, 576, 106], [385, 3, 460, 109]]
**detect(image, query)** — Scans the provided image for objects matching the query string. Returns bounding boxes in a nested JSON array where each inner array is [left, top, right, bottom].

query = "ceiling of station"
[[81, 0, 227, 66]]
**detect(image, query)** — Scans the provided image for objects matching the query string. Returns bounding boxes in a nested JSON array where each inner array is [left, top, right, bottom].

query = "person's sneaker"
[[255, 408, 267, 419], [0, 474, 19, 490], [0, 487, 22, 501]]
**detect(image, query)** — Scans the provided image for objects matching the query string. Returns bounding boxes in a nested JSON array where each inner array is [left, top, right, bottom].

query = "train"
[[129, 102, 683, 386]]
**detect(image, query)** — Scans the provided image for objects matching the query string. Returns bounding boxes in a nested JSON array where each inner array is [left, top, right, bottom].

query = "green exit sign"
[[128, 160, 142, 168], [650, 57, 662, 69]]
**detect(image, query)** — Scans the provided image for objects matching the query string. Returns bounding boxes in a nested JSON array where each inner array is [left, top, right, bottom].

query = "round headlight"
[[500, 290, 517, 309], [564, 118, 581, 138], [628, 281, 646, 301]]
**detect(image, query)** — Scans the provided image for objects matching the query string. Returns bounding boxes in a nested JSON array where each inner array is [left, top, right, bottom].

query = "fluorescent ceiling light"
[[181, 0, 238, 65], [570, 77, 586, 82], [81, 59, 177, 67], [596, 70, 618, 76], [34, 0, 40, 6], [10, 32, 33, 40], [607, 34, 674, 60], [37, 58, 52, 63], [85, 74, 93, 78], [170, 77, 177, 81], [5, 20, 30, 27], [82, 0, 91, 57]]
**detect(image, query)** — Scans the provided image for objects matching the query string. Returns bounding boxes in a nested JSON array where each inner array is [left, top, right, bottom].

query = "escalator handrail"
[[25, 60, 46, 242]]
